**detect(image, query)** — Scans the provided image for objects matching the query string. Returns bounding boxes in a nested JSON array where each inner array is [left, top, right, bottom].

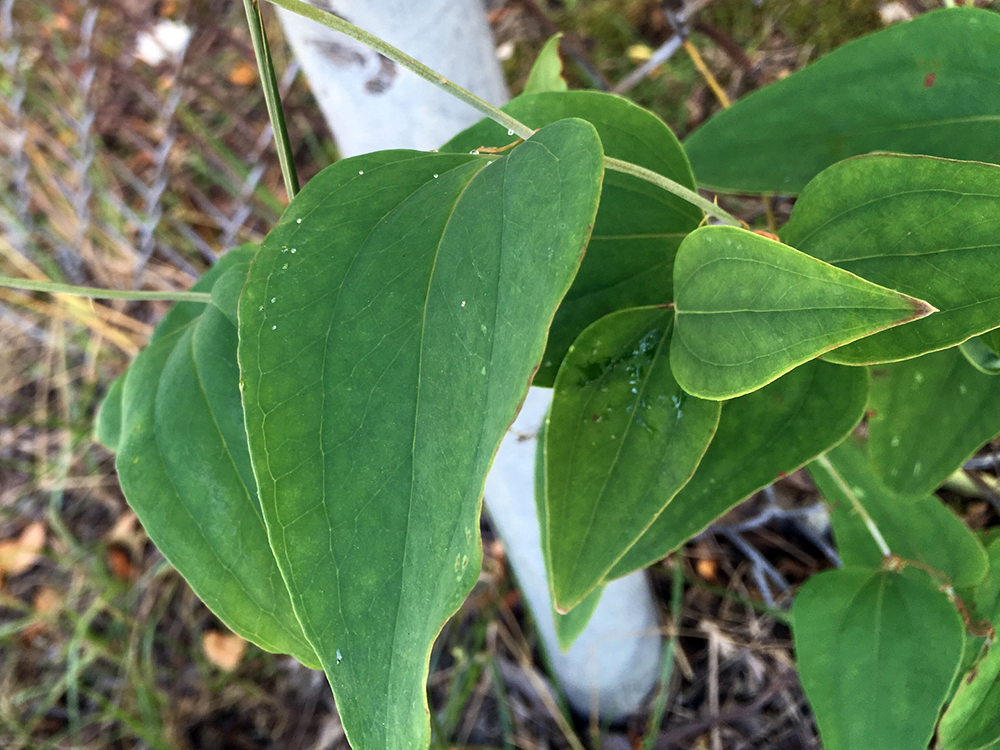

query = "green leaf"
[[867, 347, 1000, 495], [781, 154, 1000, 365], [113, 246, 319, 669], [810, 439, 988, 588], [684, 8, 1000, 194], [544, 307, 720, 611], [238, 120, 604, 750], [523, 34, 568, 95], [605, 359, 868, 581], [442, 90, 701, 385], [94, 373, 125, 451], [534, 416, 606, 649], [555, 586, 603, 650], [670, 226, 933, 400], [974, 538, 1000, 627], [961, 336, 1000, 375], [96, 242, 264, 454], [940, 642, 1000, 750], [793, 567, 965, 750]]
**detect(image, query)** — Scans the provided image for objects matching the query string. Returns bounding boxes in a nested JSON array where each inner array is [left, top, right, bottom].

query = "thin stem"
[[604, 158, 741, 226], [244, 0, 300, 199], [264, 0, 744, 226], [814, 454, 893, 559], [0, 276, 212, 303]]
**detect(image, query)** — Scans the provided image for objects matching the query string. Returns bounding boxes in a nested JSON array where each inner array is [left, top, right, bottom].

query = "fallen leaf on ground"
[[0, 521, 47, 578], [106, 546, 134, 581], [107, 510, 139, 544], [33, 586, 63, 614], [203, 630, 246, 671], [228, 61, 256, 87]]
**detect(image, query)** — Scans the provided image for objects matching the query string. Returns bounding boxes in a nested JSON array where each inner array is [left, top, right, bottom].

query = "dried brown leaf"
[[0, 521, 47, 577], [203, 630, 247, 671]]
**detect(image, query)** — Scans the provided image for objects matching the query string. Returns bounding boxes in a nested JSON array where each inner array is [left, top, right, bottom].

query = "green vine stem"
[[0, 276, 212, 303], [244, 0, 300, 199], [263, 0, 742, 227], [813, 454, 893, 559], [603, 157, 740, 226]]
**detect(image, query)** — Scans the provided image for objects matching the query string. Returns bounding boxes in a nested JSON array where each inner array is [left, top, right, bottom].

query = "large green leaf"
[[810, 439, 988, 588], [781, 154, 1000, 365], [670, 226, 932, 400], [544, 307, 719, 611], [684, 8, 1000, 194], [793, 567, 965, 750], [605, 359, 868, 581], [442, 90, 701, 385], [112, 246, 318, 668], [237, 121, 604, 750], [940, 642, 1000, 750], [867, 347, 1000, 496]]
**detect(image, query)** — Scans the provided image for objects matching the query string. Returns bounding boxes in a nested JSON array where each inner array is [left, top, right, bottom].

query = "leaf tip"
[[907, 295, 938, 320]]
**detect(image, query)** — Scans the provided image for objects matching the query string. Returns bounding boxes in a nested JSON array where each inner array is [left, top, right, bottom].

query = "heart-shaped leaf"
[[793, 567, 965, 750], [684, 7, 1000, 194], [867, 347, 1000, 495], [670, 226, 932, 400], [442, 91, 701, 385], [605, 359, 867, 581], [544, 307, 720, 611], [238, 120, 604, 750], [781, 154, 1000, 365], [110, 246, 319, 668], [810, 439, 988, 588]]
